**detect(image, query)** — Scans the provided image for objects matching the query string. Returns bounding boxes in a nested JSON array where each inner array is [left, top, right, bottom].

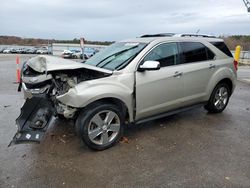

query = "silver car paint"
[[56, 71, 135, 122], [26, 55, 112, 74], [24, 37, 237, 122]]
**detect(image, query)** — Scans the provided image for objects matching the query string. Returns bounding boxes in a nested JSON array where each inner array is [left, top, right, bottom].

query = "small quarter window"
[[210, 42, 233, 57]]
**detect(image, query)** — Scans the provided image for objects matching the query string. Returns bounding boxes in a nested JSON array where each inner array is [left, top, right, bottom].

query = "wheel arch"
[[82, 97, 131, 123], [205, 66, 236, 101], [206, 77, 234, 102], [216, 78, 233, 96]]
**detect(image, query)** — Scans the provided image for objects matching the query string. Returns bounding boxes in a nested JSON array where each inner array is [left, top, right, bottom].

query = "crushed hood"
[[26, 55, 113, 74]]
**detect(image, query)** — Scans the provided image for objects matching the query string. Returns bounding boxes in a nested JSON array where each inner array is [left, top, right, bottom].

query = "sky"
[[0, 0, 250, 41]]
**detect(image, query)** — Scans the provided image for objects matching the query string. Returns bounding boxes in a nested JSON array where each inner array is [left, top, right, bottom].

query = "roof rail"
[[140, 33, 175, 38], [174, 34, 217, 38], [140, 33, 217, 38]]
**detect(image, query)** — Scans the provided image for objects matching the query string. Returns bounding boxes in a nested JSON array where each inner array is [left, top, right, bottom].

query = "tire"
[[75, 102, 124, 150], [56, 114, 66, 120], [204, 82, 231, 113]]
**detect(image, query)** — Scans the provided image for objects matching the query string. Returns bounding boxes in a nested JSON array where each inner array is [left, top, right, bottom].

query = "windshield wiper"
[[114, 52, 140, 70], [95, 45, 138, 68]]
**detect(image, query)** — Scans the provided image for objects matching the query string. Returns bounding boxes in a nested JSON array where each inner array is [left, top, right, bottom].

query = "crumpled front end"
[[11, 94, 54, 145], [11, 55, 112, 145]]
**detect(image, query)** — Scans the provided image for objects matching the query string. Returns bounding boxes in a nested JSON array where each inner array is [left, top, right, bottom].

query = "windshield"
[[85, 42, 147, 70]]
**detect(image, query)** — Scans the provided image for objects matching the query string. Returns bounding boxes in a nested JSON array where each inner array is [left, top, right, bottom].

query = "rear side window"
[[180, 42, 214, 64], [210, 42, 233, 57]]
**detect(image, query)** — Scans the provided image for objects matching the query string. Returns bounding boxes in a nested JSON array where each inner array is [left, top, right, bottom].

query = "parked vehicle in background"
[[26, 48, 37, 54], [10, 48, 18, 53], [0, 47, 45, 54], [84, 48, 97, 58], [3, 48, 12, 53], [61, 49, 82, 59], [61, 49, 74, 58], [80, 48, 98, 59], [20, 48, 28, 54], [71, 49, 82, 58], [0, 48, 6, 53], [15, 48, 23, 53], [62, 48, 98, 60], [37, 49, 48, 54], [12, 33, 237, 150]]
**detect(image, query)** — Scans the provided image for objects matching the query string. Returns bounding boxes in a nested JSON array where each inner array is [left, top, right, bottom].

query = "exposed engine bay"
[[22, 62, 110, 117], [11, 55, 112, 145]]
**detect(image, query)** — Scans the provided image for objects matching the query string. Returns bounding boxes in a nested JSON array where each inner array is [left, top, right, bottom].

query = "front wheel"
[[204, 83, 230, 113], [75, 103, 124, 150]]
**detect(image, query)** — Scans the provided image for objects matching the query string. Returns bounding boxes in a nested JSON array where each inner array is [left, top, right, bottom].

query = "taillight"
[[233, 60, 238, 71]]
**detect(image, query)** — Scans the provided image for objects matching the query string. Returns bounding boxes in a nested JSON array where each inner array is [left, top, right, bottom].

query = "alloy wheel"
[[87, 110, 121, 145], [213, 86, 229, 110]]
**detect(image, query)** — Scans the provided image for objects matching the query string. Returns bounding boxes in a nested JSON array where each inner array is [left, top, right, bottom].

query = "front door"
[[135, 42, 184, 120]]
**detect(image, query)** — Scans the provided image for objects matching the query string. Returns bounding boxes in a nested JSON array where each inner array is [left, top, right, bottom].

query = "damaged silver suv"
[[12, 34, 237, 150]]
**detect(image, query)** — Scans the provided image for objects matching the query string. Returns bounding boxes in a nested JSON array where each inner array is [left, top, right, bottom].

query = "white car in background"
[[3, 48, 12, 53], [71, 49, 82, 58], [36, 49, 48, 54], [61, 49, 82, 59], [61, 49, 73, 58]]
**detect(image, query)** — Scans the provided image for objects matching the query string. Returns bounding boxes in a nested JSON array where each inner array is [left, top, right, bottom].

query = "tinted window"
[[207, 47, 215, 60], [144, 43, 178, 67], [210, 42, 233, 57], [180, 42, 214, 63]]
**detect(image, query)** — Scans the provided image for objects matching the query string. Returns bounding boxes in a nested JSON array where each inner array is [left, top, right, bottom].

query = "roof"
[[120, 36, 223, 44], [120, 37, 156, 44]]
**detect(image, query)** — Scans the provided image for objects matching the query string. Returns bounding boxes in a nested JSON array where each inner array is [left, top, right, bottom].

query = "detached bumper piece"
[[10, 95, 54, 145]]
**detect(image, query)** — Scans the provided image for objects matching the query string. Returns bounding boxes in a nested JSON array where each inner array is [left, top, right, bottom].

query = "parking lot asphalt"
[[238, 65, 250, 83], [0, 54, 250, 188]]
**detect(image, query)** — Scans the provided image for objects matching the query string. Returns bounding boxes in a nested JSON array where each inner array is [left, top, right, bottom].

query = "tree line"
[[1, 35, 250, 50], [222, 35, 250, 51], [0, 36, 113, 46]]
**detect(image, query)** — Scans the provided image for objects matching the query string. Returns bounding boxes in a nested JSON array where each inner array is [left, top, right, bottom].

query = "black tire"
[[75, 102, 124, 150], [204, 82, 231, 113], [56, 114, 66, 120]]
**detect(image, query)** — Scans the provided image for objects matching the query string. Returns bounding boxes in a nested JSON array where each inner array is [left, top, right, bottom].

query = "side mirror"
[[138, 61, 160, 71]]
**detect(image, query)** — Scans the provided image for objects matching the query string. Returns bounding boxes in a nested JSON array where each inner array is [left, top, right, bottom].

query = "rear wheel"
[[204, 83, 230, 113], [75, 103, 124, 150]]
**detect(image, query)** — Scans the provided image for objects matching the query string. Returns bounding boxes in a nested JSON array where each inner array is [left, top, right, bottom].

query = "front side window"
[[180, 42, 214, 64], [143, 43, 178, 67]]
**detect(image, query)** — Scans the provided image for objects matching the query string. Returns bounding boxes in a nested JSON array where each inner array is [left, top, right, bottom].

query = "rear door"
[[135, 42, 185, 120], [178, 42, 216, 105]]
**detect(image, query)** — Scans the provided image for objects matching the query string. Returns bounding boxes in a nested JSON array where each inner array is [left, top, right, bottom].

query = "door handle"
[[209, 64, 216, 69], [173, 71, 183, 78]]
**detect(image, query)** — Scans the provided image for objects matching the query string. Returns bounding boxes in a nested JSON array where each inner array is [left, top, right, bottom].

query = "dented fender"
[[56, 74, 135, 122]]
